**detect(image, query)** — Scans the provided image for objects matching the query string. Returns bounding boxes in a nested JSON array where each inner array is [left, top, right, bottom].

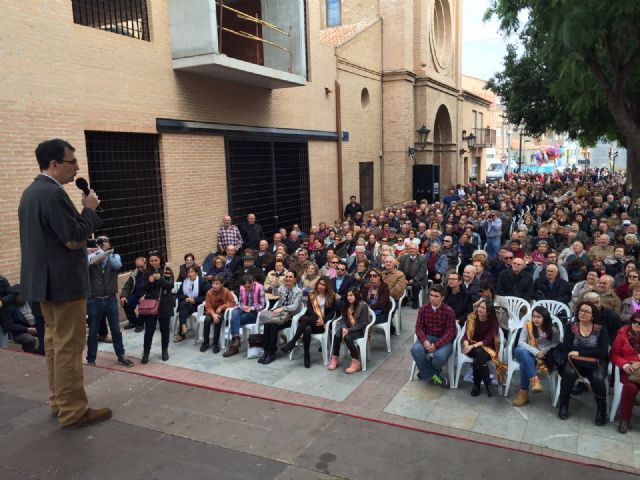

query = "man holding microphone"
[[19, 139, 111, 429]]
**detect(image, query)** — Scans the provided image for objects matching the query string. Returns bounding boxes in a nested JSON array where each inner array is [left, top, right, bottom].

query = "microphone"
[[75, 177, 90, 196]]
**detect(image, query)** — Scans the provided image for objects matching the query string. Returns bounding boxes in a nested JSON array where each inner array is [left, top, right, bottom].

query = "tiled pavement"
[[86, 305, 640, 472]]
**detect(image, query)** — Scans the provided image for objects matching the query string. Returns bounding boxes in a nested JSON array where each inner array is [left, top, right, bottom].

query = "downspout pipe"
[[335, 79, 344, 220]]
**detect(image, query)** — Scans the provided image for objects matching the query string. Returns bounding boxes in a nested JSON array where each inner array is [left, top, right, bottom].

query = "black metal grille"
[[72, 0, 150, 41], [359, 162, 374, 211], [85, 131, 167, 271], [226, 139, 311, 239]]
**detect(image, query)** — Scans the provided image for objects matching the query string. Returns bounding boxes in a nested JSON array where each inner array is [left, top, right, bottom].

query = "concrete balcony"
[[169, 0, 307, 89]]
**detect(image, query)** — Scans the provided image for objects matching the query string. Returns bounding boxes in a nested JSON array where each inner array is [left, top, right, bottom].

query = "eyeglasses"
[[632, 320, 640, 326], [369, 273, 379, 278], [504, 256, 514, 260], [337, 268, 347, 272], [578, 309, 593, 315]]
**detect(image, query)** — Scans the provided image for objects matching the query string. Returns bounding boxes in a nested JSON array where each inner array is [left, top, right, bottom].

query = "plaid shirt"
[[415, 303, 456, 349], [217, 224, 243, 252]]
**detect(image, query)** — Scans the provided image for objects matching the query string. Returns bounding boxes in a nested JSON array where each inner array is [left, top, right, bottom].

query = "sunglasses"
[[369, 273, 379, 278], [337, 268, 347, 272], [632, 320, 640, 326]]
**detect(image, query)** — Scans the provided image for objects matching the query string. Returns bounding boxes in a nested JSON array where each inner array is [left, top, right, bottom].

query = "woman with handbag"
[[259, 270, 303, 365], [557, 301, 610, 425], [328, 287, 369, 374], [462, 300, 507, 397], [281, 277, 337, 368], [139, 251, 175, 364], [512, 306, 561, 407], [610, 311, 640, 433]]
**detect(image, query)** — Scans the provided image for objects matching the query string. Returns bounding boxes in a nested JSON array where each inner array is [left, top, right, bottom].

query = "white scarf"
[[183, 277, 199, 299]]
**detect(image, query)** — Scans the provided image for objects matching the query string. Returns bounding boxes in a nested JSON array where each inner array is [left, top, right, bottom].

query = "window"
[[327, 0, 341, 27], [478, 112, 484, 130], [359, 162, 374, 211], [471, 110, 477, 131], [85, 132, 167, 270], [72, 0, 150, 41]]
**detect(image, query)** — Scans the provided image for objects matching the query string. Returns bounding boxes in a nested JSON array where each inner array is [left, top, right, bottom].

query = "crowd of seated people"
[[3, 167, 640, 435]]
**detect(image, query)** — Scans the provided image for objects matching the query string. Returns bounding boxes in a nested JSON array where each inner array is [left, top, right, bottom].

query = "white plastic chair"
[[503, 296, 532, 330], [609, 365, 624, 422], [169, 282, 182, 335], [532, 300, 571, 323], [196, 292, 238, 345], [453, 325, 505, 391], [288, 311, 335, 366], [191, 302, 205, 344], [410, 324, 460, 386], [371, 304, 394, 353], [503, 316, 564, 398], [395, 291, 406, 332], [330, 308, 376, 371]]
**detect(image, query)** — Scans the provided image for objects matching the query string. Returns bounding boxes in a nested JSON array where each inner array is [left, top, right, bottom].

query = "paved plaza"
[[97, 305, 640, 472]]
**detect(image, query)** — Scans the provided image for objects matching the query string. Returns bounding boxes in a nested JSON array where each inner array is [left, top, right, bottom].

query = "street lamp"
[[408, 124, 431, 160]]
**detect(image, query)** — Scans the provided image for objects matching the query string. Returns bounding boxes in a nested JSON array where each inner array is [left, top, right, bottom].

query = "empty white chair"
[[169, 281, 182, 335], [395, 291, 407, 332], [503, 296, 532, 330], [371, 303, 394, 353], [609, 365, 624, 422]]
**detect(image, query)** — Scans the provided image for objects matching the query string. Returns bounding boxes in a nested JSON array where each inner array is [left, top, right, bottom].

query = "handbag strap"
[[567, 356, 606, 399]]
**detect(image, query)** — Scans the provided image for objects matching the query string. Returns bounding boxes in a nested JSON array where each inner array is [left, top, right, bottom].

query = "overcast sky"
[[462, 0, 508, 81]]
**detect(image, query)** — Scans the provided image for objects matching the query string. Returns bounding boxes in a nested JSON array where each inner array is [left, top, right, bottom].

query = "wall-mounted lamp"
[[462, 129, 476, 148], [325, 87, 333, 95], [415, 124, 431, 151], [459, 148, 468, 155]]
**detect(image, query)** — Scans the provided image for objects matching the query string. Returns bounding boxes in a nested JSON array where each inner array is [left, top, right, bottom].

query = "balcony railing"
[[471, 128, 496, 148]]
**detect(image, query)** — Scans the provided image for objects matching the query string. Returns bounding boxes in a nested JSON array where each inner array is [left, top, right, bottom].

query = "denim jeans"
[[230, 309, 258, 336], [87, 295, 125, 363], [410, 336, 453, 380], [0, 323, 8, 349], [514, 346, 537, 390], [485, 237, 501, 261]]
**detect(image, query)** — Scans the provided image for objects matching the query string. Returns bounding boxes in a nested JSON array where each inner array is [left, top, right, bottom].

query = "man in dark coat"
[[496, 257, 534, 302], [240, 213, 265, 251], [344, 195, 364, 220], [533, 264, 572, 305], [331, 261, 357, 310], [18, 139, 110, 429]]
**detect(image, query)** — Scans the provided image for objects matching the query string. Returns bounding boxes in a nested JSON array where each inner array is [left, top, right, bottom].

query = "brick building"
[[1, 0, 466, 281]]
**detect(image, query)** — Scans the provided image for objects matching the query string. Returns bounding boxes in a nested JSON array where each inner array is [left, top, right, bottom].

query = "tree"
[[485, 0, 640, 195]]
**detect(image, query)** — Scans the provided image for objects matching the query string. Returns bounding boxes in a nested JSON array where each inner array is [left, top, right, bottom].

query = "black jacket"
[[332, 275, 358, 297], [344, 202, 364, 219], [240, 223, 265, 250], [445, 288, 474, 321], [533, 277, 572, 305], [496, 269, 534, 302], [177, 277, 210, 306], [0, 275, 15, 332], [19, 175, 102, 302]]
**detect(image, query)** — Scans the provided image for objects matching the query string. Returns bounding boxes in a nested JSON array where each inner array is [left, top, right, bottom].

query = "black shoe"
[[281, 342, 294, 355], [162, 350, 169, 361], [141, 352, 149, 364], [558, 404, 569, 420], [258, 350, 269, 364], [411, 303, 419, 310], [200, 343, 210, 353], [86, 360, 96, 367], [304, 351, 311, 368], [470, 384, 481, 397], [124, 323, 136, 330], [485, 383, 494, 397], [212, 344, 220, 354], [134, 326, 144, 333], [117, 356, 134, 368], [595, 401, 607, 426], [262, 352, 276, 365], [417, 372, 423, 380]]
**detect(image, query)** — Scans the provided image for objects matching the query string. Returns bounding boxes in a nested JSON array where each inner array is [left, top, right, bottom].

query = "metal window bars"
[[71, 0, 150, 41]]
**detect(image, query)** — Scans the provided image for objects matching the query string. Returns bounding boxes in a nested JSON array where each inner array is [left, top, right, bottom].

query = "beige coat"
[[382, 268, 407, 300]]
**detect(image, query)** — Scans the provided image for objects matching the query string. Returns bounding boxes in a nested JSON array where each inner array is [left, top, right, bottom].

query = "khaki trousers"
[[40, 298, 88, 426]]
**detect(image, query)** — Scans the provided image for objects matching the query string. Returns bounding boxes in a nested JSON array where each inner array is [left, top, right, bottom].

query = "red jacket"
[[611, 325, 640, 368]]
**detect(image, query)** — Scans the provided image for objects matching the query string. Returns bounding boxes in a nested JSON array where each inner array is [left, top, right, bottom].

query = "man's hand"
[[27, 327, 37, 335], [82, 189, 100, 211], [120, 297, 127, 306], [426, 343, 436, 353], [186, 297, 195, 304], [568, 350, 579, 358], [423, 339, 432, 351], [242, 306, 252, 313]]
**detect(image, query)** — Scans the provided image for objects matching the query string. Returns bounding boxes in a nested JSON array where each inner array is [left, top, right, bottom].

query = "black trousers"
[[142, 315, 170, 352], [332, 330, 364, 359], [559, 361, 607, 399], [467, 347, 491, 384], [202, 314, 223, 346], [263, 321, 292, 353], [407, 282, 422, 305], [288, 313, 325, 353], [178, 301, 198, 326]]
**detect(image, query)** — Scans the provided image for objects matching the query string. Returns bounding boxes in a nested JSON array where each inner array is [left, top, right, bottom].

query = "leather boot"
[[258, 349, 270, 364], [345, 358, 362, 374], [223, 336, 241, 358], [280, 341, 295, 355], [328, 355, 339, 370], [481, 366, 494, 397], [141, 350, 150, 365], [162, 349, 169, 361], [512, 389, 529, 407], [199, 342, 210, 353], [303, 333, 311, 368], [470, 366, 481, 397], [618, 419, 630, 434], [558, 396, 570, 420], [304, 350, 311, 368], [594, 398, 607, 426]]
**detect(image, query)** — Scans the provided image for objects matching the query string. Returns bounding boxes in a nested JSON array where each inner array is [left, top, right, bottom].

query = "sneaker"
[[117, 356, 134, 368], [431, 373, 449, 388]]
